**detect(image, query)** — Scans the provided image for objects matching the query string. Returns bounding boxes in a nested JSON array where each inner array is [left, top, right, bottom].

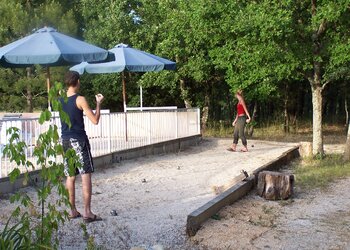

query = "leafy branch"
[[1, 82, 79, 249]]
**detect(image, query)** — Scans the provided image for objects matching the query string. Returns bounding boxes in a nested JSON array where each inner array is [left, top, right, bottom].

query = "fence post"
[[0, 145, 2, 178], [148, 112, 151, 144], [197, 108, 201, 134], [175, 109, 178, 139], [108, 113, 111, 153], [0, 119, 3, 177]]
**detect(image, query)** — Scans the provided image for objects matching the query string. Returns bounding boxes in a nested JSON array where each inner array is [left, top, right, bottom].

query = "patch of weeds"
[[80, 223, 88, 239], [294, 154, 350, 190], [248, 216, 275, 228], [86, 236, 105, 250], [262, 205, 274, 214], [341, 221, 350, 226], [270, 221, 277, 228], [211, 214, 221, 220], [248, 218, 265, 227], [279, 199, 294, 206], [81, 223, 105, 250]]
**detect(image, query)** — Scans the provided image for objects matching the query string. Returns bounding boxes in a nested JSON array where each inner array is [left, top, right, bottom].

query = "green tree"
[[79, 0, 141, 111], [212, 0, 350, 155], [0, 0, 80, 112], [131, 0, 233, 128]]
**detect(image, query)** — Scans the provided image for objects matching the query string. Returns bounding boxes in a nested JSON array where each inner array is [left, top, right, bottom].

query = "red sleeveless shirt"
[[237, 102, 245, 116]]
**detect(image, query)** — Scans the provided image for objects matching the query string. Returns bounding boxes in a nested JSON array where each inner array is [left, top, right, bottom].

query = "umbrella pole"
[[46, 67, 51, 111], [122, 72, 127, 112], [140, 85, 143, 111], [122, 72, 128, 141]]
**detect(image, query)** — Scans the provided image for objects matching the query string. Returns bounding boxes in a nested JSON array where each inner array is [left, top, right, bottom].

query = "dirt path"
[[0, 138, 297, 249], [192, 177, 350, 250], [191, 142, 350, 250]]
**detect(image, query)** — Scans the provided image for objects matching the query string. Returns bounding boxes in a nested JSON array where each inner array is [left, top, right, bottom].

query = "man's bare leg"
[[81, 173, 94, 218], [66, 176, 80, 217]]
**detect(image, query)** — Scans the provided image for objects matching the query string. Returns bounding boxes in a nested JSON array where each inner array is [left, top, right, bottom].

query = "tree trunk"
[[201, 94, 210, 132], [300, 141, 313, 158], [26, 67, 33, 113], [311, 85, 324, 155], [345, 99, 349, 128], [309, 0, 326, 156], [179, 79, 192, 108], [247, 101, 257, 136], [343, 122, 350, 161], [257, 171, 294, 200], [283, 83, 290, 133]]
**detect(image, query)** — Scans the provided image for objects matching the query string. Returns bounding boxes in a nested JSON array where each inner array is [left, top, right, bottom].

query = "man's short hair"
[[65, 71, 80, 88]]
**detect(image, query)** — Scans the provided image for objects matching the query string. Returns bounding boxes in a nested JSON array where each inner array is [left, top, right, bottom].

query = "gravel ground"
[[192, 177, 350, 250], [0, 138, 297, 249]]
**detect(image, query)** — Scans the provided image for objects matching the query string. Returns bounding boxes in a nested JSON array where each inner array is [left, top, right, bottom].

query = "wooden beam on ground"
[[186, 145, 300, 236], [186, 175, 254, 236]]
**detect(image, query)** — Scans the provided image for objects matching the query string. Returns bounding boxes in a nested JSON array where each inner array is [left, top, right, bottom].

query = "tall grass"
[[203, 120, 233, 138], [293, 154, 350, 189], [203, 120, 346, 144]]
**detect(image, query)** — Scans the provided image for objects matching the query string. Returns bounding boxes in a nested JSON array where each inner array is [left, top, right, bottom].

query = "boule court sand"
[[0, 138, 297, 249]]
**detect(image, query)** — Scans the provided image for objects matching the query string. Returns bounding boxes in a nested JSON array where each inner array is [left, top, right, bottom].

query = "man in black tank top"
[[60, 71, 104, 223]]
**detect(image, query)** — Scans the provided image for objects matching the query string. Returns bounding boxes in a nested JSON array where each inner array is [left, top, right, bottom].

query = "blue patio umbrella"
[[70, 43, 176, 112], [70, 43, 176, 141], [0, 27, 110, 109]]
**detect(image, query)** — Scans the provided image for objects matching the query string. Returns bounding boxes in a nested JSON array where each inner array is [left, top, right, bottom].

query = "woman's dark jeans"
[[233, 116, 247, 146]]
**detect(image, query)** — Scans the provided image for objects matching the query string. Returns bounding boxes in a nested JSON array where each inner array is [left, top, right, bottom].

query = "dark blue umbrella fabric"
[[0, 27, 110, 109], [0, 27, 109, 67], [70, 43, 176, 141], [70, 43, 176, 74], [70, 43, 176, 112]]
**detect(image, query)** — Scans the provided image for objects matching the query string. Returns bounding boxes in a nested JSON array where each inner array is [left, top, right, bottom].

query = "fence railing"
[[0, 108, 200, 178]]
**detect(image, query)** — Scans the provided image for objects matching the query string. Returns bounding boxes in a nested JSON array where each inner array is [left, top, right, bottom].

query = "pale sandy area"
[[192, 177, 350, 250], [0, 138, 297, 249], [192, 143, 350, 250]]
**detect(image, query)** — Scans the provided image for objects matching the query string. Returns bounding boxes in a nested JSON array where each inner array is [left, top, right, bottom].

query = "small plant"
[[81, 224, 104, 250], [0, 82, 80, 248], [0, 214, 31, 249], [80, 223, 88, 239], [262, 205, 274, 214], [279, 199, 294, 206], [211, 214, 221, 220]]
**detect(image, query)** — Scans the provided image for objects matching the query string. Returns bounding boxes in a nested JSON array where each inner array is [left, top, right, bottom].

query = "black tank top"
[[60, 94, 87, 139]]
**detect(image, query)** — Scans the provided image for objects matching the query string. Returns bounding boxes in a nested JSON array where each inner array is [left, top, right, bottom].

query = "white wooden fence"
[[0, 108, 200, 178]]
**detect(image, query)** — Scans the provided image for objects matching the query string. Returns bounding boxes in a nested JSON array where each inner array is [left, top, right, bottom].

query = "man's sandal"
[[83, 215, 103, 223], [226, 148, 236, 152], [69, 212, 82, 220]]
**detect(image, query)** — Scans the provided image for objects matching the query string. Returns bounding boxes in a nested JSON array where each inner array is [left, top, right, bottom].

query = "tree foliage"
[[0, 0, 79, 112], [0, 82, 79, 248], [0, 0, 350, 150]]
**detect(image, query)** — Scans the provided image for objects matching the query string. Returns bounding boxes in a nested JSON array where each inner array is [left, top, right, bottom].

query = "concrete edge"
[[93, 134, 202, 170], [0, 134, 202, 195], [0, 169, 42, 195], [186, 145, 300, 236]]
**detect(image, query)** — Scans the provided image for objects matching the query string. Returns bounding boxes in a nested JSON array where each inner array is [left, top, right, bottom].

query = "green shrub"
[[0, 82, 80, 249]]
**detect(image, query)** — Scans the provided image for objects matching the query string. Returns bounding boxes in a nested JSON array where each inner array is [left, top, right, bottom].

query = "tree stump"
[[257, 171, 294, 200], [299, 141, 312, 158]]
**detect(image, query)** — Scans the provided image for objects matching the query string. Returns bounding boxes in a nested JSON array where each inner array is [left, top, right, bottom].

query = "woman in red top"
[[228, 90, 251, 152]]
